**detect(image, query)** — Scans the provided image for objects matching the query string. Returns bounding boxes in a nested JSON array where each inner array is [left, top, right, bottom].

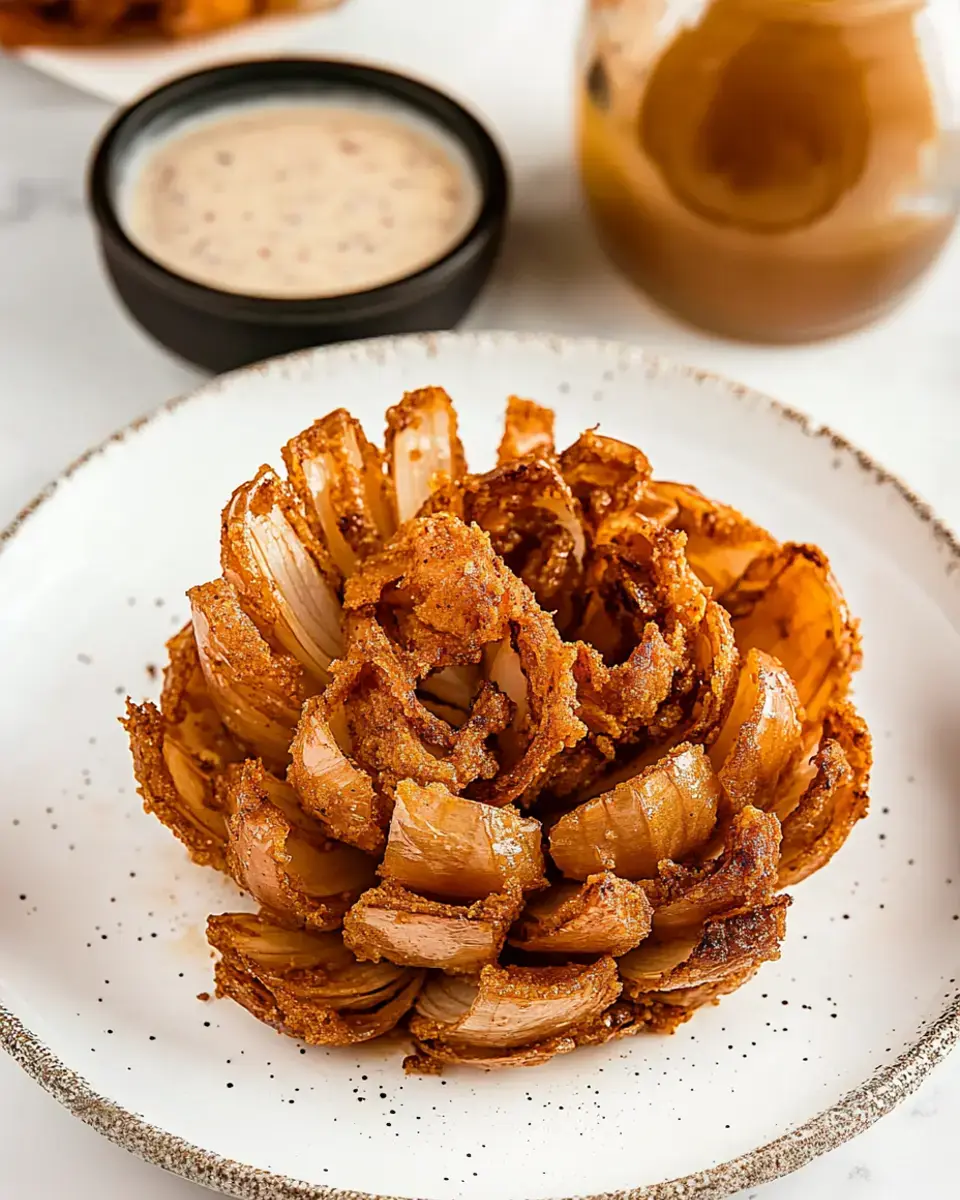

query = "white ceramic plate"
[[1, 331, 959, 1200], [16, 0, 559, 107]]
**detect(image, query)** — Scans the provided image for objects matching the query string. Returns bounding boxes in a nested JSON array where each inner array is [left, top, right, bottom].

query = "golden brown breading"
[[380, 780, 547, 900], [559, 429, 652, 531], [421, 458, 586, 624], [644, 806, 782, 935], [509, 872, 653, 956], [497, 396, 556, 464], [549, 743, 722, 881], [282, 409, 395, 580], [343, 881, 523, 973], [342, 514, 585, 806], [619, 896, 789, 995], [208, 911, 423, 1045], [224, 759, 376, 930], [724, 543, 862, 723], [574, 513, 739, 748], [188, 578, 317, 770]]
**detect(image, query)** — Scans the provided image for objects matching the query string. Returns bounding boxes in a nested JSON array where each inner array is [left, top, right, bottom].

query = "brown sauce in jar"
[[579, 0, 956, 342]]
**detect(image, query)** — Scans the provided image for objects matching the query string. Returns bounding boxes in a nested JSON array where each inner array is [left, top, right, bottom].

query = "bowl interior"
[[1, 333, 958, 1200]]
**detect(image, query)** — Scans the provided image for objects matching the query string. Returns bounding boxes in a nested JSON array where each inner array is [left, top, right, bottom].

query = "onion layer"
[[498, 396, 556, 463], [411, 957, 621, 1050], [189, 578, 316, 769], [288, 695, 389, 855], [726, 543, 862, 723], [221, 465, 343, 683], [225, 759, 376, 929], [778, 700, 871, 886], [647, 480, 777, 595], [620, 897, 789, 995], [208, 912, 423, 1045], [343, 881, 523, 973], [380, 779, 547, 900], [385, 387, 466, 523], [121, 624, 243, 868], [709, 648, 804, 813], [648, 806, 781, 936], [549, 744, 721, 880], [509, 873, 653, 956], [283, 409, 395, 578]]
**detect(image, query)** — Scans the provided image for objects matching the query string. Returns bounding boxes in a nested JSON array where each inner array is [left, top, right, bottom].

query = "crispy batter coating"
[[575, 514, 739, 748], [344, 881, 523, 973], [329, 615, 510, 795], [572, 627, 676, 739], [385, 388, 466, 524], [560, 429, 652, 532], [224, 760, 376, 930], [509, 873, 653, 957], [619, 897, 789, 996], [282, 410, 395, 580], [498, 396, 556, 463], [189, 578, 317, 770], [725, 543, 862, 723], [421, 458, 586, 623], [208, 912, 423, 1045], [645, 806, 782, 935], [221, 465, 342, 682], [549, 744, 721, 881], [343, 515, 585, 805]]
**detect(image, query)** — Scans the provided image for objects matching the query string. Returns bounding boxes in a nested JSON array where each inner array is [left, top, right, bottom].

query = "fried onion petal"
[[224, 759, 377, 930], [208, 912, 423, 1045], [725, 543, 862, 722], [509, 872, 653, 956], [498, 395, 556, 463], [188, 578, 316, 769], [282, 409, 395, 579], [778, 700, 871, 887], [343, 880, 523, 973]]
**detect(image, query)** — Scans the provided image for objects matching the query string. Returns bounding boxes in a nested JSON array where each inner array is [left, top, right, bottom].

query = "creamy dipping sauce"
[[123, 103, 481, 299]]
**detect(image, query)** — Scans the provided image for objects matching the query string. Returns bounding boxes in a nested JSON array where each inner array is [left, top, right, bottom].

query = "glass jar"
[[578, 0, 959, 342]]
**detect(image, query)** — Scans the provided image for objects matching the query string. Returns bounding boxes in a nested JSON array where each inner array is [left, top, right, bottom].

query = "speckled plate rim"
[[1, 330, 959, 1200]]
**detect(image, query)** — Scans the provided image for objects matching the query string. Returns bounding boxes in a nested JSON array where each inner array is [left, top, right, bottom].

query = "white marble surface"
[[1, 12, 960, 1196]]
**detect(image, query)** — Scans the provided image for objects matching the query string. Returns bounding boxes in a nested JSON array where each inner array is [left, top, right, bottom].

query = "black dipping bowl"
[[88, 59, 509, 373]]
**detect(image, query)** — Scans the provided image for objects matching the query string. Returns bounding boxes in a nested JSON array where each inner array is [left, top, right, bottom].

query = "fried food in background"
[[124, 387, 871, 1071], [0, 0, 345, 47]]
